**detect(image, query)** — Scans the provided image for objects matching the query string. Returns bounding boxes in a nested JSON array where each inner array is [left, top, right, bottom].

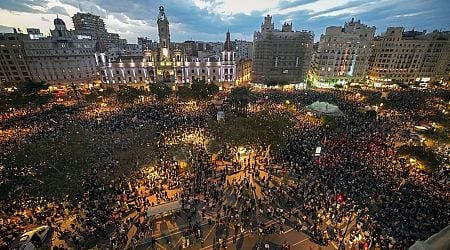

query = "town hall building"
[[95, 6, 236, 87]]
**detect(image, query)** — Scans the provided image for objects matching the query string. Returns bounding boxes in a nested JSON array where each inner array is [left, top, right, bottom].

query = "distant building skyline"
[[0, 0, 449, 43]]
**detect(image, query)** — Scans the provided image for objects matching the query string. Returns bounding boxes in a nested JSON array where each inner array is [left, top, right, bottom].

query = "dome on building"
[[54, 17, 66, 26]]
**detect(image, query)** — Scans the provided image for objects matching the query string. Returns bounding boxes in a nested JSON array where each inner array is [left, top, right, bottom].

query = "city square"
[[1, 85, 449, 250], [1, 1, 450, 250]]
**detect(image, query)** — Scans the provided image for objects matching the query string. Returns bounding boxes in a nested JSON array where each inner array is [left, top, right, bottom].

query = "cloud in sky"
[[0, 0, 449, 43]]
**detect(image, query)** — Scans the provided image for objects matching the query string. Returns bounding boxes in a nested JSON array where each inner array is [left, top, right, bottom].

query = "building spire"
[[224, 30, 232, 51], [158, 6, 167, 21]]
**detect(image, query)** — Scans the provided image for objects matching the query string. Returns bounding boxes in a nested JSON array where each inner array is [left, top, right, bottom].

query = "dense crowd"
[[265, 89, 450, 249], [0, 88, 449, 250]]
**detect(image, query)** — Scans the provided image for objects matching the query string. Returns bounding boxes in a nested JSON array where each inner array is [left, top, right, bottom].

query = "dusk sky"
[[0, 0, 449, 43]]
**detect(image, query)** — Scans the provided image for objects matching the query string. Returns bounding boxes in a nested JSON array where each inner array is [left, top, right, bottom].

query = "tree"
[[117, 86, 147, 103], [21, 81, 52, 109], [230, 86, 253, 115], [102, 87, 116, 97], [177, 85, 194, 102], [191, 81, 219, 100], [149, 82, 171, 101], [85, 91, 101, 103]]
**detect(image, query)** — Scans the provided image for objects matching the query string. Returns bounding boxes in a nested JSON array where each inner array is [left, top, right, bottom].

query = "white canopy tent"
[[306, 101, 344, 117], [147, 200, 182, 217]]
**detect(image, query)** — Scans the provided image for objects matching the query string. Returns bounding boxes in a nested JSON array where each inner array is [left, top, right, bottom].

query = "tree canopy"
[[191, 81, 219, 100], [210, 111, 294, 151], [117, 86, 147, 103], [230, 86, 253, 115], [149, 82, 171, 100]]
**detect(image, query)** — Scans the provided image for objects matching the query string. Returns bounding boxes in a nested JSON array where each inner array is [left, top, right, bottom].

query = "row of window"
[[29, 49, 95, 55]]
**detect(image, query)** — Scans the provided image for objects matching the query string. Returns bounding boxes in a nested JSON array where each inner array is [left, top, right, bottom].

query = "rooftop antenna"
[[78, 1, 82, 12]]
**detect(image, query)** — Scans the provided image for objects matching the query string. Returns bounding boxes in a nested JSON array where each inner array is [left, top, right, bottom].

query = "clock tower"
[[157, 6, 170, 61]]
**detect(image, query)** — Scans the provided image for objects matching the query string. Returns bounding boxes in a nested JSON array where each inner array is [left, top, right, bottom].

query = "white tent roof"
[[306, 101, 344, 116], [147, 200, 182, 217]]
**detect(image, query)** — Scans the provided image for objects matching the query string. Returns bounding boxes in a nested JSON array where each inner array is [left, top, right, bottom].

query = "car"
[[10, 225, 50, 250]]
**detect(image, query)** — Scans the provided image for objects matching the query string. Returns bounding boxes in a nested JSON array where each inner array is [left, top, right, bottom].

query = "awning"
[[147, 200, 182, 217]]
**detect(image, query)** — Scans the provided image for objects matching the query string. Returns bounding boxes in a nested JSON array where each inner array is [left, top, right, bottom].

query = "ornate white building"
[[95, 6, 236, 86]]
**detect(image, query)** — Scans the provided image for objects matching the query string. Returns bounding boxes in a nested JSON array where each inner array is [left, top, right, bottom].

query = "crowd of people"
[[0, 87, 449, 250], [263, 89, 449, 249]]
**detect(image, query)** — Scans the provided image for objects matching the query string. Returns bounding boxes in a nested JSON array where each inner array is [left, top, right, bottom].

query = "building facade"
[[252, 15, 313, 84], [96, 6, 236, 87], [23, 18, 98, 85], [317, 19, 375, 85], [236, 59, 252, 85], [72, 12, 126, 47], [233, 40, 253, 60], [0, 31, 32, 84], [367, 27, 450, 85]]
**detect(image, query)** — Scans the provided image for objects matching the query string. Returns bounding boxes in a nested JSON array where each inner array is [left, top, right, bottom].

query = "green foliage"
[[102, 87, 116, 97], [210, 111, 294, 150], [0, 124, 159, 201], [420, 129, 450, 144], [230, 86, 253, 115], [0, 90, 26, 112], [13, 81, 53, 109], [366, 109, 378, 119], [206, 139, 223, 154], [320, 115, 337, 129], [21, 81, 52, 109], [364, 92, 382, 105], [397, 145, 440, 172], [177, 85, 194, 101], [84, 238, 101, 249], [334, 83, 344, 89], [149, 82, 171, 100], [266, 79, 289, 86], [117, 86, 147, 103], [191, 82, 219, 100], [85, 91, 102, 103]]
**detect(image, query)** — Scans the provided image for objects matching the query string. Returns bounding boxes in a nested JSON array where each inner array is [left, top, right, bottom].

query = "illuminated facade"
[[367, 28, 450, 85], [317, 19, 375, 85], [236, 59, 252, 85], [96, 6, 236, 86]]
